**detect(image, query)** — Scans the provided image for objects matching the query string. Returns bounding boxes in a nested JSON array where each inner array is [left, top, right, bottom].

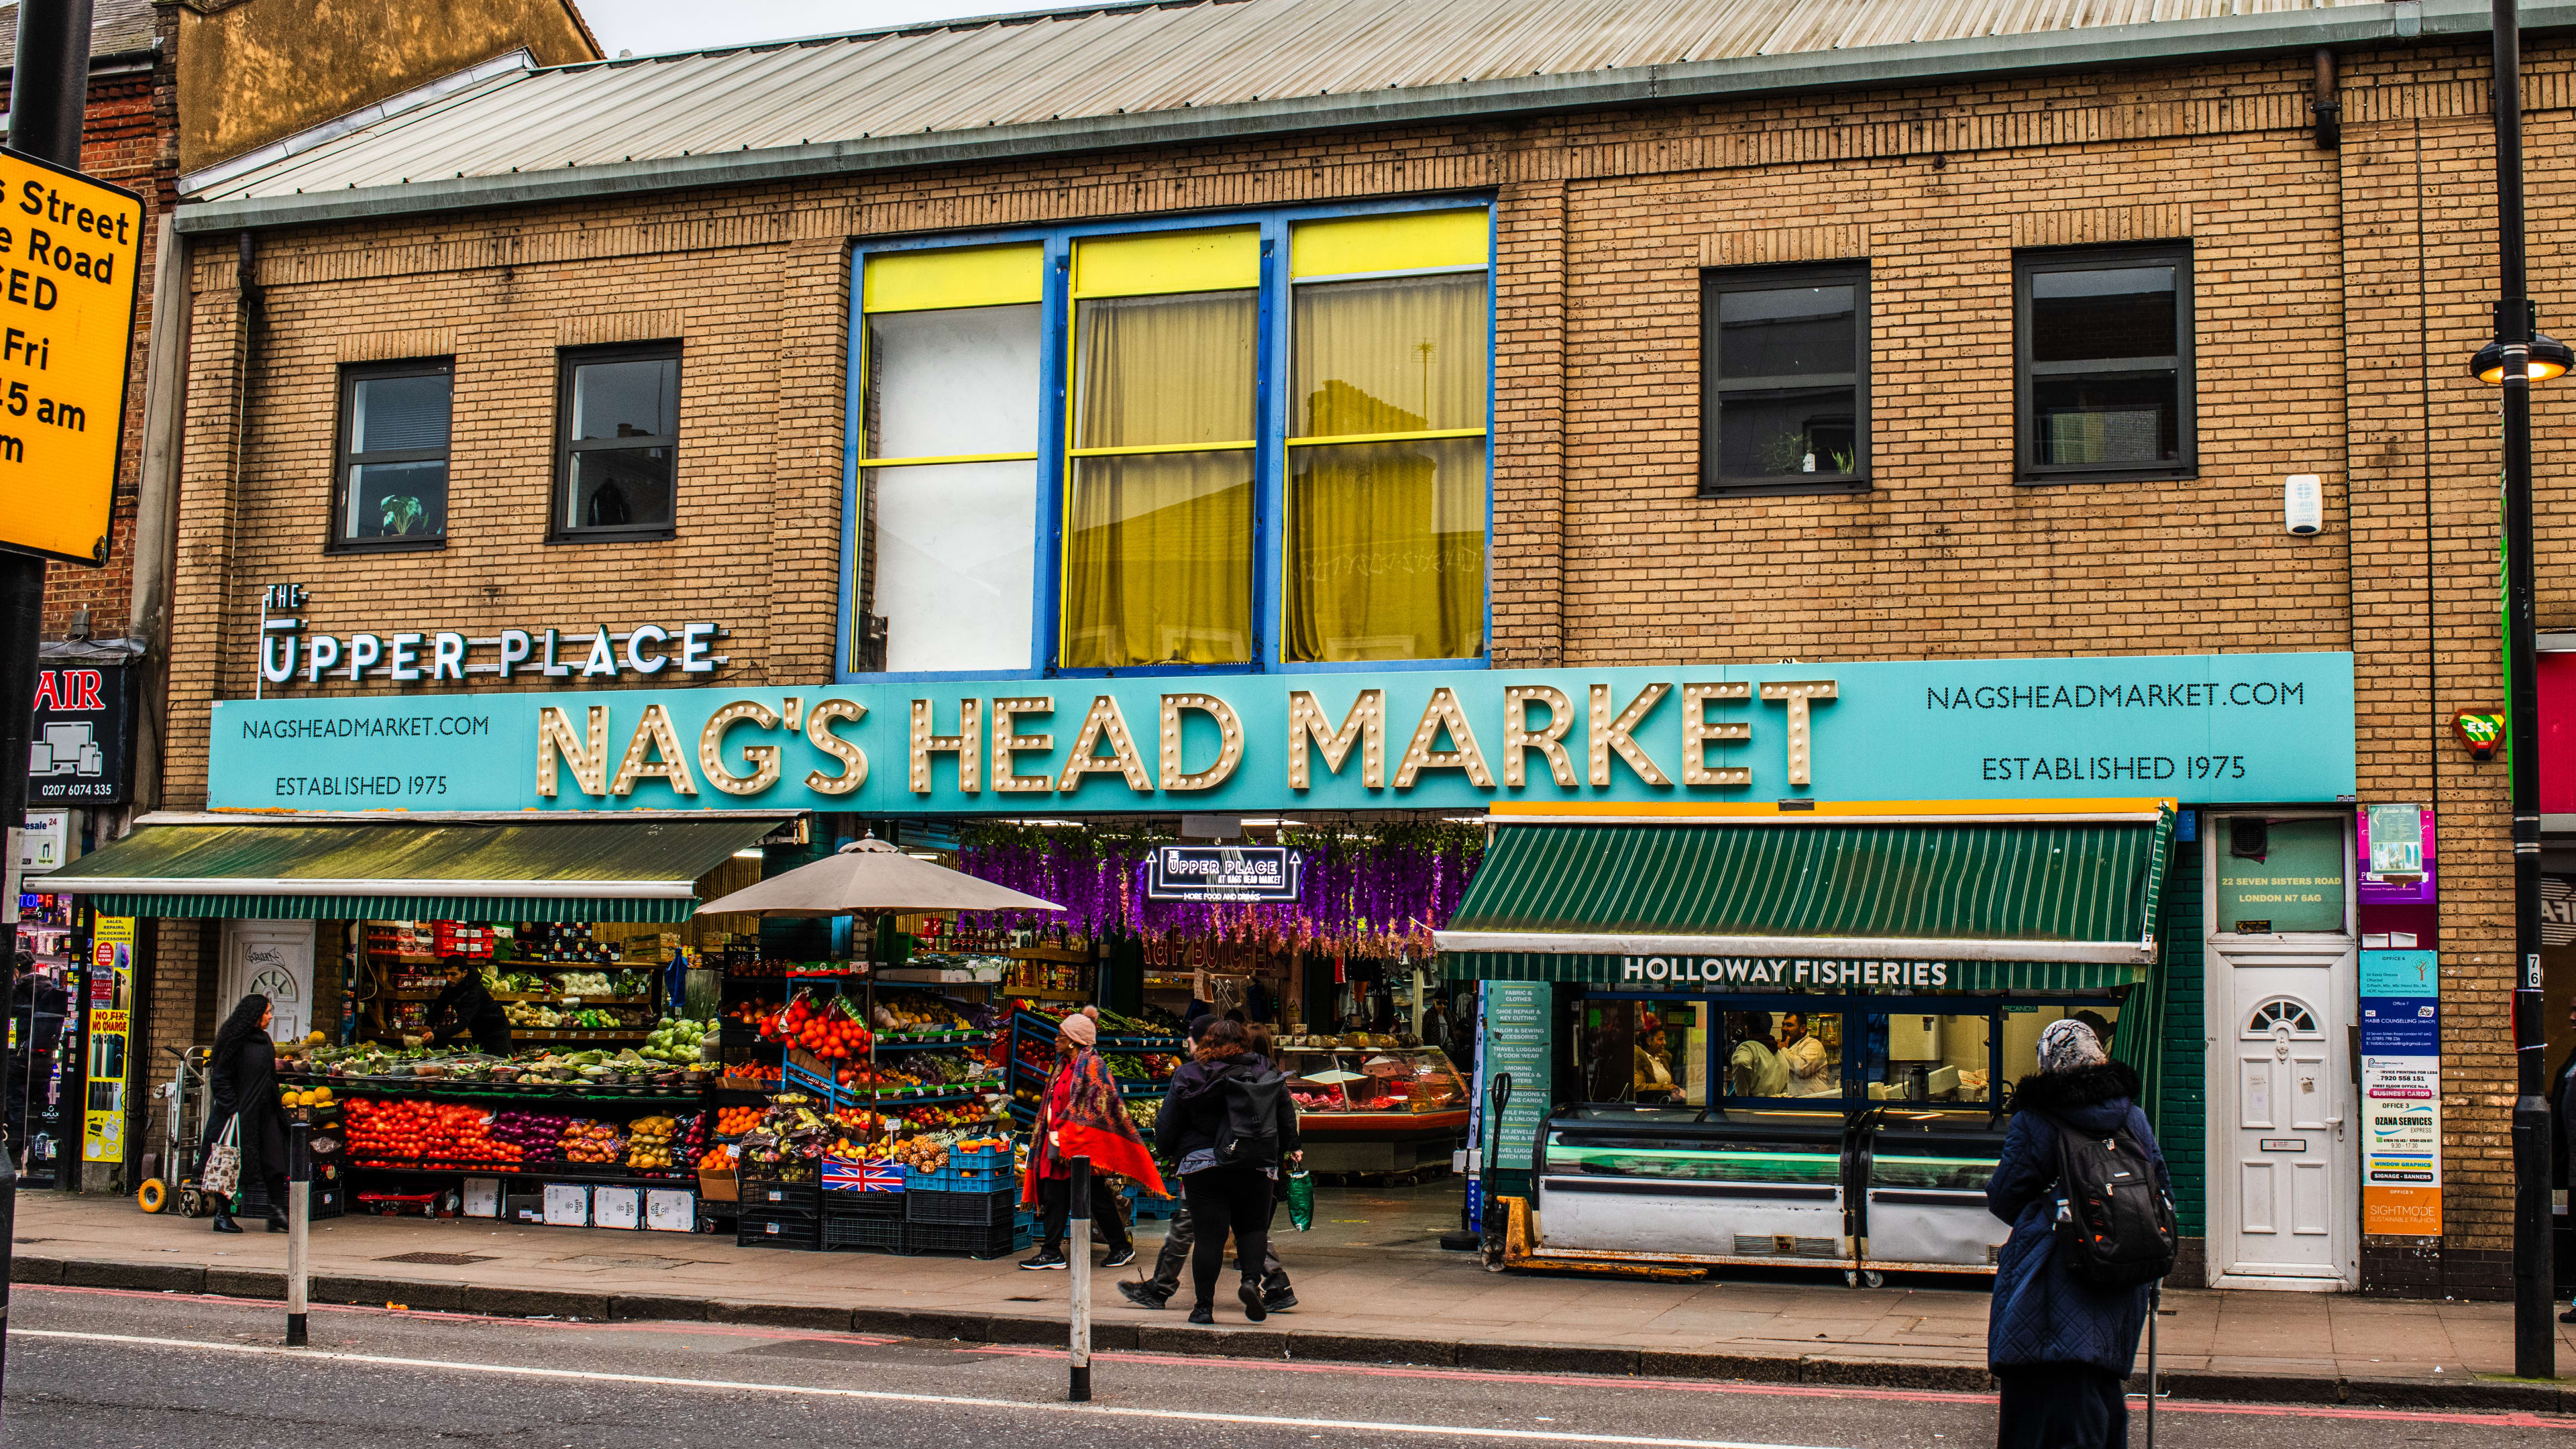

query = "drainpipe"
[[2312, 48, 2342, 150], [126, 214, 190, 815]]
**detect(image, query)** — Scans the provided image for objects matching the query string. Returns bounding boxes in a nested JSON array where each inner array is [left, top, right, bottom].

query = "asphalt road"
[[2, 1285, 2567, 1448]]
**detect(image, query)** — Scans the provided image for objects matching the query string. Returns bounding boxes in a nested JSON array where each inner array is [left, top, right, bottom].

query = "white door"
[[220, 921, 315, 1045], [2205, 818, 2359, 1291]]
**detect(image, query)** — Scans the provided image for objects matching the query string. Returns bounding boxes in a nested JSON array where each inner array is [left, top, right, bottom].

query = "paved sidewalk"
[[11, 1185, 2575, 1412]]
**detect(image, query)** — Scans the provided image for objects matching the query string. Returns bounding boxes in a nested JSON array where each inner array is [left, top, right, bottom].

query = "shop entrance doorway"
[[2204, 814, 2359, 1291], [220, 920, 315, 1044]]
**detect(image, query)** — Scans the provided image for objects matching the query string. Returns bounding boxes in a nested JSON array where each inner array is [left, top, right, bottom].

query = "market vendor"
[[1780, 1013, 1837, 1097], [1631, 1023, 1680, 1103], [425, 957, 511, 1055], [1728, 1012, 1788, 1097]]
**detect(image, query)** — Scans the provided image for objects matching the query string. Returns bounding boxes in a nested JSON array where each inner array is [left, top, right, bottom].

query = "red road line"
[[17, 1283, 899, 1346], [963, 1344, 2574, 1428]]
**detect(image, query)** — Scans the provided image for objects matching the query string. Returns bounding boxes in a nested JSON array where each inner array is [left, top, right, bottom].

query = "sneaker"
[[1018, 1250, 1068, 1271], [1102, 1246, 1136, 1269], [1187, 1302, 1215, 1325], [1262, 1290, 1298, 1313], [1238, 1279, 1268, 1322], [2562, 1307, 2576, 1325], [1118, 1280, 1170, 1310]]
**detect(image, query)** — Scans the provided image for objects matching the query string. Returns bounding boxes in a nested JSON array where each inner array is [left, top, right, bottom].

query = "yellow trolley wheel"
[[136, 1179, 168, 1214]]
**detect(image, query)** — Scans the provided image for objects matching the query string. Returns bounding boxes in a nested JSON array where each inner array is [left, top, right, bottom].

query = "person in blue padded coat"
[[1984, 1017, 2169, 1449]]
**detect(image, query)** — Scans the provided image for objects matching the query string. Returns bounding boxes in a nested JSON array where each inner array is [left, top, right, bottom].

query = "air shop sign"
[[205, 652, 2356, 814]]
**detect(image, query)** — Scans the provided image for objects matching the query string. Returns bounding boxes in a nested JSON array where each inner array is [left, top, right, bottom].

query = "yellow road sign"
[[0, 146, 142, 566]]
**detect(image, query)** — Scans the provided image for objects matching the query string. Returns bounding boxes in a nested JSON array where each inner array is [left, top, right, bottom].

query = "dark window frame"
[[2013, 242, 2196, 484], [551, 340, 683, 543], [1699, 261, 1870, 498], [327, 357, 453, 553]]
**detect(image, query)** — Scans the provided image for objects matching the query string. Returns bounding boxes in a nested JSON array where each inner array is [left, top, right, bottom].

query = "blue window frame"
[[839, 197, 1496, 683]]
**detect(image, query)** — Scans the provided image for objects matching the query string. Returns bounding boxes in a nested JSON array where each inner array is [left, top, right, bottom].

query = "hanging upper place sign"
[[1146, 846, 1303, 902]]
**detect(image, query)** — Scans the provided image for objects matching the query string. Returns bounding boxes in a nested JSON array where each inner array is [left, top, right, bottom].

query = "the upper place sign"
[[204, 653, 2358, 814]]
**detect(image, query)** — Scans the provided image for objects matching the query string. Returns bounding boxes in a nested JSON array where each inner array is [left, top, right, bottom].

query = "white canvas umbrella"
[[694, 837, 1061, 917]]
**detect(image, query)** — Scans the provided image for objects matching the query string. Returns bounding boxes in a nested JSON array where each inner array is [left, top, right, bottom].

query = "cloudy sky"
[[580, 0, 1092, 56]]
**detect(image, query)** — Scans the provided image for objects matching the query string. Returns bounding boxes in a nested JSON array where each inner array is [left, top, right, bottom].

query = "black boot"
[[267, 1204, 290, 1233], [211, 1201, 241, 1234]]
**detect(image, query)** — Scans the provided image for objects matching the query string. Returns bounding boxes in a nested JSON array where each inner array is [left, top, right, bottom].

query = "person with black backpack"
[[1986, 1017, 2174, 1449], [1154, 1018, 1301, 1325]]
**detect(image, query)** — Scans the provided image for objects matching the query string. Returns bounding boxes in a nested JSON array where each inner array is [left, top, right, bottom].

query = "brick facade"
[[157, 34, 2576, 1289]]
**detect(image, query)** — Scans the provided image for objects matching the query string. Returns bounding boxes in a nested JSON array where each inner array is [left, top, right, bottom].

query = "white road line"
[[11, 1328, 1848, 1449]]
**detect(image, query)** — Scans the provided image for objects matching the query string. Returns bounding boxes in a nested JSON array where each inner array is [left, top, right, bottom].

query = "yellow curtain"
[[1291, 274, 1486, 437], [1075, 291, 1256, 447], [1284, 272, 1488, 661], [1061, 289, 1256, 667], [1063, 452, 1252, 667], [1285, 438, 1485, 662]]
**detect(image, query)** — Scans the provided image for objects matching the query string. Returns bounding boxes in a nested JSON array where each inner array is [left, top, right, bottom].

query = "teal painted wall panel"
[[2159, 843, 2208, 1237]]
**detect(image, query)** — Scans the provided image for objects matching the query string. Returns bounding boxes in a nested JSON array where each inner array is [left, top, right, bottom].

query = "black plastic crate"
[[821, 1214, 907, 1252], [738, 1179, 820, 1216], [823, 1187, 908, 1218], [310, 1183, 345, 1221], [736, 1211, 821, 1250], [905, 1187, 1017, 1226], [903, 1218, 1027, 1260]]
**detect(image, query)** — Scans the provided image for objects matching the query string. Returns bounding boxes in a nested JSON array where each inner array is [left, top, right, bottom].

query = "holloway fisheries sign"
[[205, 652, 2358, 815], [0, 152, 144, 566]]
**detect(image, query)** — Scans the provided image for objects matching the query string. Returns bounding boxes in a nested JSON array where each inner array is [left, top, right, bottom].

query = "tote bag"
[[201, 1115, 241, 1198]]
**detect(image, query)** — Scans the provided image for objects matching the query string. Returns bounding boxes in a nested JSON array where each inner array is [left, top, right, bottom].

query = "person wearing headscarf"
[[1984, 1018, 2171, 1448], [202, 992, 290, 1234], [1019, 1007, 1163, 1271]]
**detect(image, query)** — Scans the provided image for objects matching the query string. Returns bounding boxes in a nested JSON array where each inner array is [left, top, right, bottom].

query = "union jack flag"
[[824, 1157, 905, 1193]]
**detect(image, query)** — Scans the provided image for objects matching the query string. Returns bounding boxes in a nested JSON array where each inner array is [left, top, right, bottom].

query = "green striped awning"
[[40, 816, 788, 923], [1436, 812, 2171, 994]]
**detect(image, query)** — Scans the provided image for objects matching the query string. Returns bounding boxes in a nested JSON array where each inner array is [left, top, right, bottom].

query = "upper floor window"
[[1285, 211, 1488, 663], [853, 244, 1043, 674], [333, 360, 451, 547], [1701, 264, 1867, 496], [849, 205, 1491, 678], [556, 342, 680, 539], [2015, 245, 2194, 480]]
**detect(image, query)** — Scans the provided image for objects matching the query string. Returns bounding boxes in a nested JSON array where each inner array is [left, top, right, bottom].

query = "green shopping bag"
[[1285, 1167, 1314, 1232]]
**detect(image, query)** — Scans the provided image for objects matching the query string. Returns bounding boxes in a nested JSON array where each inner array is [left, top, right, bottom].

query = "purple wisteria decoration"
[[957, 821, 1485, 961]]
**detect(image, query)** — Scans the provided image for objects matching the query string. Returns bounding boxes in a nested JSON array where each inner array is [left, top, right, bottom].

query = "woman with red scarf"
[[1020, 1009, 1165, 1270]]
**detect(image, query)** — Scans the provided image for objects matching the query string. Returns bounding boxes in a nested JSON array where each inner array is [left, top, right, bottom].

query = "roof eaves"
[[172, 0, 2534, 235]]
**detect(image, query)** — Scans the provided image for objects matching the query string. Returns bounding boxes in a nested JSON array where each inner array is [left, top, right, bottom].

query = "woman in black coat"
[[1985, 1018, 2170, 1448], [1153, 1019, 1300, 1326], [202, 992, 289, 1234]]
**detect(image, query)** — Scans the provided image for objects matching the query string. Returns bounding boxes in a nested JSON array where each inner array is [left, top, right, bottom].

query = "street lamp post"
[[2480, 0, 2561, 1383]]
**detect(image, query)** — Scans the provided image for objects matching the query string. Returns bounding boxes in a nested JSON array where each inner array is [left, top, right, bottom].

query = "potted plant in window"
[[377, 494, 425, 537]]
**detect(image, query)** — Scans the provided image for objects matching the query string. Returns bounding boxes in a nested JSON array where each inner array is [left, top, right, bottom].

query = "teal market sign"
[[204, 651, 2357, 816]]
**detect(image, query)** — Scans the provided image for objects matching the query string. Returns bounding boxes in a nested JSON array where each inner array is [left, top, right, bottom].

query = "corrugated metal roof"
[[191, 0, 2400, 210]]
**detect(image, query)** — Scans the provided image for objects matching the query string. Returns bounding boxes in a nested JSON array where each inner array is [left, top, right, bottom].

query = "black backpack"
[[1214, 1065, 1290, 1169], [2046, 1114, 2178, 1288]]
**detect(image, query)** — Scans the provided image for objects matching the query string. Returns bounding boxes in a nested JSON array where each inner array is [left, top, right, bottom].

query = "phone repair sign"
[[0, 148, 142, 566]]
